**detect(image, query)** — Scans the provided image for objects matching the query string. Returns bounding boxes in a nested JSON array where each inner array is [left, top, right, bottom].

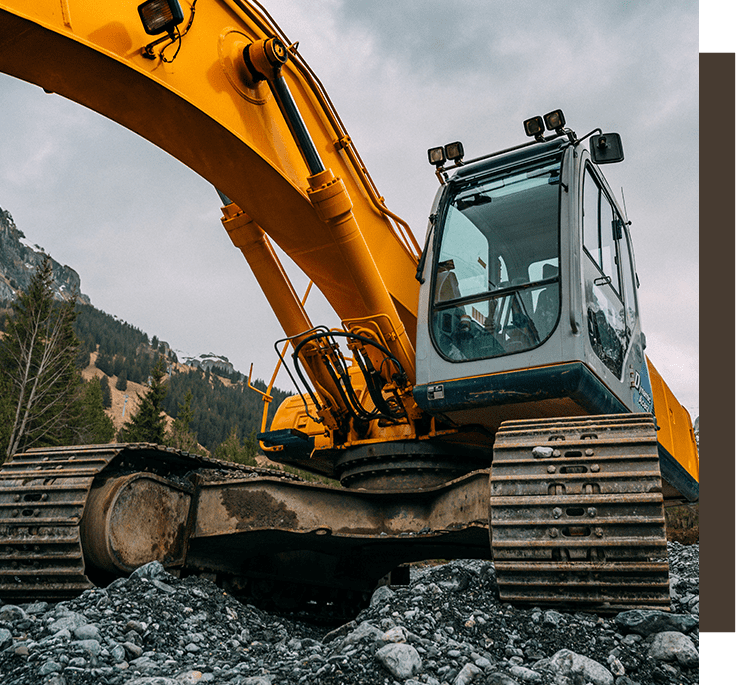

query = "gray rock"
[[376, 642, 422, 679], [485, 673, 521, 685], [131, 560, 169, 581], [542, 610, 565, 627], [23, 601, 49, 615], [474, 656, 493, 669], [607, 653, 626, 676], [47, 611, 87, 634], [508, 664, 542, 682], [647, 631, 699, 667], [73, 623, 101, 641], [370, 584, 395, 607], [38, 659, 62, 675], [45, 627, 71, 642], [453, 662, 482, 684], [341, 620, 383, 647], [123, 640, 144, 657], [73, 638, 102, 656], [0, 542, 699, 685], [536, 649, 613, 685], [153, 579, 177, 593], [614, 609, 698, 636], [0, 627, 12, 650], [111, 643, 127, 662]]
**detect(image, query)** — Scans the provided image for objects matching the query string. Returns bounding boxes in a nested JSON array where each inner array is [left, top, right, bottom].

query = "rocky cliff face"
[[0, 206, 90, 305]]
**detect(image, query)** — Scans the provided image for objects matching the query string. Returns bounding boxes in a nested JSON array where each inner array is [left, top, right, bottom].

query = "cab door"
[[580, 163, 650, 413]]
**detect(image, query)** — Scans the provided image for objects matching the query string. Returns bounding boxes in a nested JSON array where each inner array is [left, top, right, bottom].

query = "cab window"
[[582, 165, 633, 377], [431, 155, 562, 361]]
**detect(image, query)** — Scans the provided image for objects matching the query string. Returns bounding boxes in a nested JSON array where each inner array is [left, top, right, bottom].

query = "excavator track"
[[0, 445, 116, 602], [490, 414, 670, 613], [0, 444, 303, 604]]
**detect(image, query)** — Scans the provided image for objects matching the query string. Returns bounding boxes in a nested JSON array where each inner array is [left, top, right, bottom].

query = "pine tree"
[[214, 427, 258, 466], [0, 257, 81, 462], [117, 355, 168, 443], [73, 379, 115, 444], [166, 390, 200, 452], [99, 375, 112, 409], [115, 371, 128, 392], [95, 349, 113, 375]]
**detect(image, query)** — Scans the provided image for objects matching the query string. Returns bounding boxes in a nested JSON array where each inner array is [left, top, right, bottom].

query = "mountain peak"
[[0, 206, 91, 305]]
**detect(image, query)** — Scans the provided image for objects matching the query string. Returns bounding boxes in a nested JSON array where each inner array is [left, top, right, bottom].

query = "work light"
[[428, 146, 446, 167], [138, 0, 184, 36], [523, 116, 545, 139], [544, 109, 566, 132], [444, 141, 465, 164]]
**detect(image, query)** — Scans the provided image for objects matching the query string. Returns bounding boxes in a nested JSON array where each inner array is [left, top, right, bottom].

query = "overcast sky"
[[0, 0, 699, 418]]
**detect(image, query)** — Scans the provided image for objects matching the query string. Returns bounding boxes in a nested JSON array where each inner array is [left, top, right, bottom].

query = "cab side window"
[[583, 168, 621, 293], [582, 167, 631, 378]]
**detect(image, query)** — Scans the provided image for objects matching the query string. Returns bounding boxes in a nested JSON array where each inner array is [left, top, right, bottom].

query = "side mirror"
[[590, 133, 624, 164]]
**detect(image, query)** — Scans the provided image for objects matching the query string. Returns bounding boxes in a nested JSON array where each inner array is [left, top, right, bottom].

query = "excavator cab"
[[414, 118, 698, 502], [415, 130, 644, 424]]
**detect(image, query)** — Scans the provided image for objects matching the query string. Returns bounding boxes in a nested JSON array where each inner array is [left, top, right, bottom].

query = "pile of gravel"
[[0, 542, 698, 685]]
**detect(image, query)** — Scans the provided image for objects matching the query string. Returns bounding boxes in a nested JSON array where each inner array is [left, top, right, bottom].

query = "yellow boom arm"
[[0, 0, 419, 363]]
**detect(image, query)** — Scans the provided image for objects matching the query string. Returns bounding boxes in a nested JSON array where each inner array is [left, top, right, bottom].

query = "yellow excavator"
[[0, 0, 698, 618]]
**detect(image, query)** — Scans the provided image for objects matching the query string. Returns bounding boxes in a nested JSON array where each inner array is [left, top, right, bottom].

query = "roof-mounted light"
[[523, 115, 545, 141], [138, 0, 184, 36], [427, 141, 465, 168], [543, 109, 566, 133], [428, 146, 446, 167], [444, 141, 465, 164]]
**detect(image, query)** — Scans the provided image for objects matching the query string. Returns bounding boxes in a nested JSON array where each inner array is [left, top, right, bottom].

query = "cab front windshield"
[[432, 155, 561, 361]]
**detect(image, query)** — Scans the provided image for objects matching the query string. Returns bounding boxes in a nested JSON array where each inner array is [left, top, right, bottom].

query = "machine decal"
[[632, 363, 654, 413]]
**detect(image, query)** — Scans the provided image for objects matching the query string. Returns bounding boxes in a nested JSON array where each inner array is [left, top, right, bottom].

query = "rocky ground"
[[0, 542, 698, 685]]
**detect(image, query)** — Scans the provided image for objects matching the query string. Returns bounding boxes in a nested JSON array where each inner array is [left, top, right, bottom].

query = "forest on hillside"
[[163, 367, 291, 451], [0, 284, 293, 459], [70, 302, 292, 450]]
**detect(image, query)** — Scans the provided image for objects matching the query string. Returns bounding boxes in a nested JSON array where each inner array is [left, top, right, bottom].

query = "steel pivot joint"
[[245, 37, 288, 81]]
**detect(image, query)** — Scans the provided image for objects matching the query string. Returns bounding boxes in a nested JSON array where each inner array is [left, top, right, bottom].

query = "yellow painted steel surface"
[[647, 357, 699, 483], [0, 0, 419, 343]]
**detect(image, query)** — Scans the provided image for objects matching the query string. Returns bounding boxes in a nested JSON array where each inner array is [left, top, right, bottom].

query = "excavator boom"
[[0, 0, 419, 346]]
